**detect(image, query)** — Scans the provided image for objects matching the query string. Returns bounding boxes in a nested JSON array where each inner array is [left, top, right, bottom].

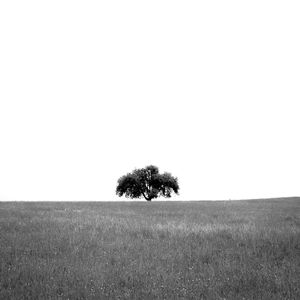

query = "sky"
[[0, 1, 299, 201]]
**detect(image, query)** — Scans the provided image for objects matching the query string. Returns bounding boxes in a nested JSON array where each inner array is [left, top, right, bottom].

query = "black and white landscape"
[[0, 1, 299, 299]]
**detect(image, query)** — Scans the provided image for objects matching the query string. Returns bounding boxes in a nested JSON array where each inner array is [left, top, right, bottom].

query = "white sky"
[[0, 1, 299, 201]]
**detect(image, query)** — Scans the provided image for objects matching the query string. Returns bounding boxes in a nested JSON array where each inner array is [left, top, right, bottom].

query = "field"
[[0, 198, 299, 299]]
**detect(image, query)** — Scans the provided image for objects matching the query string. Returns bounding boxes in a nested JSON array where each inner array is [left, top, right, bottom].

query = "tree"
[[116, 165, 179, 201]]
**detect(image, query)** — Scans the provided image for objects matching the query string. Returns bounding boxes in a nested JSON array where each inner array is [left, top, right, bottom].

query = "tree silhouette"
[[116, 165, 179, 201]]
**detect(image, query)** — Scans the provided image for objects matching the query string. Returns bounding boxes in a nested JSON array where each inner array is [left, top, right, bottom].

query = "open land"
[[0, 198, 299, 299]]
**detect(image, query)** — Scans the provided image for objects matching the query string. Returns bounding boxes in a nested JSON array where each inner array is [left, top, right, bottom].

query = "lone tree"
[[116, 165, 179, 201]]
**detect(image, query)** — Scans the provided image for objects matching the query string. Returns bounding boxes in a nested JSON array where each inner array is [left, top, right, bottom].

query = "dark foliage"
[[116, 165, 179, 201]]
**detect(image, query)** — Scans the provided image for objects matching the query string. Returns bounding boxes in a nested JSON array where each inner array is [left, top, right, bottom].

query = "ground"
[[0, 198, 299, 299]]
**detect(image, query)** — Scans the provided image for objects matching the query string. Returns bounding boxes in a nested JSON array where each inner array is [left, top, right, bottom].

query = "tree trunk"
[[142, 192, 150, 201]]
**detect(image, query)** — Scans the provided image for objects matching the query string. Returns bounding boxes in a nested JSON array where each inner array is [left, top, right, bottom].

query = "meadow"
[[0, 198, 299, 299]]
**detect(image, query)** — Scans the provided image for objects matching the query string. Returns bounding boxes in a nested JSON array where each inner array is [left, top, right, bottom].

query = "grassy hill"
[[0, 198, 299, 299]]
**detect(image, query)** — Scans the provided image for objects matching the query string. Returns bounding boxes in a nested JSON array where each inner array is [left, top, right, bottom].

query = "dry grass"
[[0, 198, 299, 299]]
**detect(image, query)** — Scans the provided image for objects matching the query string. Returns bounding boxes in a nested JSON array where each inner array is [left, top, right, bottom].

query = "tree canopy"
[[116, 165, 179, 201]]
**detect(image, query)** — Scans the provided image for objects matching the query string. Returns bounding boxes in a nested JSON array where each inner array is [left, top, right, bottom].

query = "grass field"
[[0, 198, 299, 299]]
